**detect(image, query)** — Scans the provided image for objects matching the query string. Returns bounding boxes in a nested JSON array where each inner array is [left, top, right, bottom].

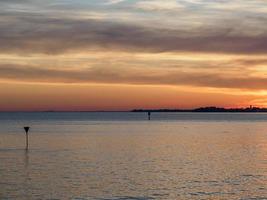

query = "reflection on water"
[[1, 113, 267, 199], [24, 149, 29, 171]]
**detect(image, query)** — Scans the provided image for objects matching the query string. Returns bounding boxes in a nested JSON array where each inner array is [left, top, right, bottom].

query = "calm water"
[[1, 112, 267, 199]]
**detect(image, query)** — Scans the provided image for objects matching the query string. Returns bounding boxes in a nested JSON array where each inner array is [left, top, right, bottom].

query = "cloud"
[[1, 0, 267, 110], [0, 0, 30, 2], [1, 64, 267, 90], [1, 0, 267, 55], [105, 0, 126, 5], [234, 58, 267, 66], [135, 0, 184, 11], [0, 13, 267, 55]]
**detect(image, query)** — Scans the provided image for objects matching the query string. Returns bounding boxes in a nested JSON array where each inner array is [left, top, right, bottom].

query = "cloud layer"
[[1, 0, 267, 55], [0, 0, 267, 110], [1, 56, 267, 91]]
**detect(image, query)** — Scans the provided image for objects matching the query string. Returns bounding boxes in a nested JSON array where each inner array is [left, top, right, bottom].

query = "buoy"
[[24, 127, 30, 150]]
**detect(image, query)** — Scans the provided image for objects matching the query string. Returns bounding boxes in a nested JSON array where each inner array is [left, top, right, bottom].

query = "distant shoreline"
[[1, 106, 267, 113], [132, 106, 267, 113]]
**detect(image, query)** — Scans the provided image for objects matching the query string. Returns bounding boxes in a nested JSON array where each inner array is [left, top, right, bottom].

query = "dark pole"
[[24, 127, 30, 150], [148, 112, 151, 120]]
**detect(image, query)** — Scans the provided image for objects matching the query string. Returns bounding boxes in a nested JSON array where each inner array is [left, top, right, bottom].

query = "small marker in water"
[[148, 112, 151, 120], [24, 127, 30, 150]]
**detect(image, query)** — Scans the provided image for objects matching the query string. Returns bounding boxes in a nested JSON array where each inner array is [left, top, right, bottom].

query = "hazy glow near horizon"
[[0, 0, 267, 111]]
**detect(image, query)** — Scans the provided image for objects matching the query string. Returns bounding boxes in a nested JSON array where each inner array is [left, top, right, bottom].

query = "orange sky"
[[0, 0, 267, 111]]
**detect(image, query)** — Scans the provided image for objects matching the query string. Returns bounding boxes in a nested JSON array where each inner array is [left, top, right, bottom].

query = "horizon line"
[[1, 106, 267, 113]]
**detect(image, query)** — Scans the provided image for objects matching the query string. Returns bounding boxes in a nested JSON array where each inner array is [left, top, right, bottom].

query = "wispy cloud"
[[135, 0, 184, 11], [0, 13, 267, 55], [105, 0, 126, 5], [0, 0, 267, 110], [1, 59, 267, 91]]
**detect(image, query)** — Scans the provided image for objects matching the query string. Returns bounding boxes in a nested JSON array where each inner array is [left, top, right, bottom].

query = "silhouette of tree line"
[[132, 106, 267, 112]]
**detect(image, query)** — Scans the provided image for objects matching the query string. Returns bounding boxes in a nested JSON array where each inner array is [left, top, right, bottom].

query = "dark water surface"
[[1, 112, 267, 199]]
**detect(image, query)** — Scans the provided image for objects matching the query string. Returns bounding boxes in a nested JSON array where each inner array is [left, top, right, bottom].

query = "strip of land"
[[132, 106, 267, 112]]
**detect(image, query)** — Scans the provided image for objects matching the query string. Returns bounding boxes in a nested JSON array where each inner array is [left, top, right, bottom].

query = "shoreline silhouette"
[[132, 106, 267, 113], [1, 106, 267, 113]]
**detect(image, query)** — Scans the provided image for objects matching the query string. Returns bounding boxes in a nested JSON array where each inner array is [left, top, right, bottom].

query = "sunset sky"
[[0, 0, 267, 111]]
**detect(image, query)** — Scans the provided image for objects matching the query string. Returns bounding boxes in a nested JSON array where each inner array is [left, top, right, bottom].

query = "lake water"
[[1, 112, 267, 199]]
